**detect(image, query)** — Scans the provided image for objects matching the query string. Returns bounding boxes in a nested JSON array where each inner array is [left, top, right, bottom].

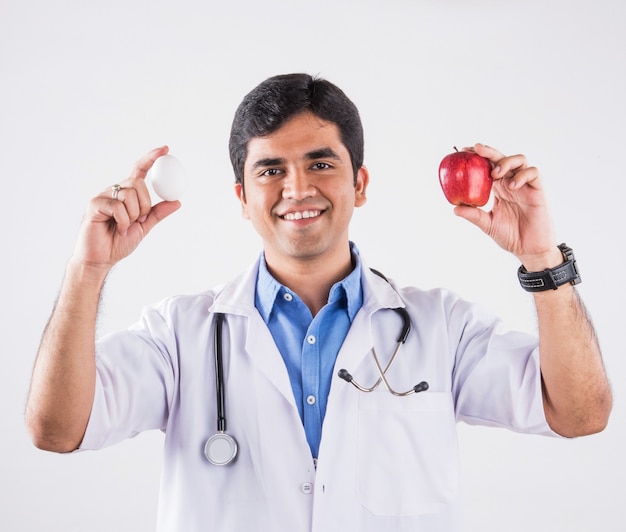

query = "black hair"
[[229, 73, 364, 185]]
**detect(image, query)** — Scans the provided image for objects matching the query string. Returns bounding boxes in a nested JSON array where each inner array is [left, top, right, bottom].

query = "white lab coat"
[[81, 255, 554, 531]]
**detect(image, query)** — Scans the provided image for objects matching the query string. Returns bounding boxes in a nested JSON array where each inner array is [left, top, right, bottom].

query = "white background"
[[2, 0, 624, 530]]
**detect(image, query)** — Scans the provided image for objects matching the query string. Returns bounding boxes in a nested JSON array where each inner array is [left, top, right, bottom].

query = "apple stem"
[[453, 146, 459, 152]]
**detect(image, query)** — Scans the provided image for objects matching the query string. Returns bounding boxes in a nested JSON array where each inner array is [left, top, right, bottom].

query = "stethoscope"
[[204, 269, 429, 466], [204, 312, 239, 466], [337, 304, 429, 396], [337, 268, 429, 396]]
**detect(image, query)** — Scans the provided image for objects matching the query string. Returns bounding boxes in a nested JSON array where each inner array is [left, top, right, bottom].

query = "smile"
[[281, 210, 322, 221]]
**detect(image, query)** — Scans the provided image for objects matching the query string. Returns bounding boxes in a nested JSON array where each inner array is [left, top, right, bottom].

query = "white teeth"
[[283, 210, 321, 221]]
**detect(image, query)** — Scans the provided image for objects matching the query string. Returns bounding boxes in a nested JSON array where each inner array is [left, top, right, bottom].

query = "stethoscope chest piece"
[[204, 432, 238, 466]]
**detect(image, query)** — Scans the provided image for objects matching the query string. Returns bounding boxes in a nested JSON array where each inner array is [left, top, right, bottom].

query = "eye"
[[311, 162, 332, 170], [261, 168, 282, 177]]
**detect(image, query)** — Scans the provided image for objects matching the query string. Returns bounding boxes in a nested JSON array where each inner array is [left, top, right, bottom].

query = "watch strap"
[[517, 243, 581, 292]]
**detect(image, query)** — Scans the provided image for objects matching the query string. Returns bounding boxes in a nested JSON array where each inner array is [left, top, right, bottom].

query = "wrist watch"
[[517, 243, 581, 292]]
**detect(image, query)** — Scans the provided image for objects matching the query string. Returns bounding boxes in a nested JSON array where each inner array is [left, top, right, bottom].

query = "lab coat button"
[[301, 482, 313, 494], [306, 395, 316, 405]]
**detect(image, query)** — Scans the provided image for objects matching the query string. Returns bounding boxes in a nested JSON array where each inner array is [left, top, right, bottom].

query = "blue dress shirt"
[[255, 245, 363, 458]]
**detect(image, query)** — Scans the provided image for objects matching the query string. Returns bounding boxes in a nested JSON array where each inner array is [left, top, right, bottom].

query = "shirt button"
[[283, 293, 293, 302], [301, 482, 313, 494], [307, 335, 316, 344], [306, 395, 316, 405]]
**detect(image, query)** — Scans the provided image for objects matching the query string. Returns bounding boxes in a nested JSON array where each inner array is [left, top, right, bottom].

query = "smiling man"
[[237, 110, 368, 314], [26, 73, 611, 531]]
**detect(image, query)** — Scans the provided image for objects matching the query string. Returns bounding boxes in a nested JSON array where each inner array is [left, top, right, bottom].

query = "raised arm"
[[25, 146, 181, 452], [454, 143, 612, 437]]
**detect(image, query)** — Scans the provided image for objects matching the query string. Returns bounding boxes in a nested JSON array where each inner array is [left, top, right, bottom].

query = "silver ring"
[[111, 184, 123, 200]]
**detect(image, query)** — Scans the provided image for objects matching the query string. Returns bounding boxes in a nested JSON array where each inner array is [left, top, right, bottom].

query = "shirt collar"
[[255, 242, 363, 323]]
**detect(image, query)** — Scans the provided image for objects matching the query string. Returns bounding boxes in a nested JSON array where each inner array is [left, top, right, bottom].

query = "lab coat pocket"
[[356, 391, 458, 516]]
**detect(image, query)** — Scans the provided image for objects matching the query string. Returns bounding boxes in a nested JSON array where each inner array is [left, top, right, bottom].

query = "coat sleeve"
[[79, 299, 179, 450], [445, 294, 557, 436]]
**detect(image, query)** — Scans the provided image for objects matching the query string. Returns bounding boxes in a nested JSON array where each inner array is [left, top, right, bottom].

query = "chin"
[[280, 238, 331, 261]]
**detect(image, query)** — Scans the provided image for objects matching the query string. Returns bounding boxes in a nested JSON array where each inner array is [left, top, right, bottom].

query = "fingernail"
[[138, 215, 148, 223], [509, 179, 517, 189]]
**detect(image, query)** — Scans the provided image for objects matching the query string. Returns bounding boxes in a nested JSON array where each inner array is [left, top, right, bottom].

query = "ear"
[[354, 166, 369, 207], [234, 182, 250, 219]]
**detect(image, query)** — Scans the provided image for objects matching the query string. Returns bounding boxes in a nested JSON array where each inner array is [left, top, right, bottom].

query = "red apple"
[[438, 148, 493, 207]]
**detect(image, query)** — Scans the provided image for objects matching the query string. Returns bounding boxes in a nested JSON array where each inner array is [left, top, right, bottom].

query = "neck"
[[264, 245, 354, 316]]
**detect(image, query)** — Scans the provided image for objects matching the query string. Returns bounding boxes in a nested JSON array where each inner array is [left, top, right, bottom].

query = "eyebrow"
[[250, 147, 342, 171], [305, 147, 341, 161], [251, 157, 284, 170]]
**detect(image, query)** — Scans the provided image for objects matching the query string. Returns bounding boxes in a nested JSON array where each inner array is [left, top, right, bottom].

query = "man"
[[26, 73, 612, 531]]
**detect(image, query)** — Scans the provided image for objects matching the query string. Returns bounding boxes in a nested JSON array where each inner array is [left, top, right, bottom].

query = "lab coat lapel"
[[334, 308, 375, 376], [244, 312, 297, 406], [211, 257, 298, 409], [334, 264, 406, 377]]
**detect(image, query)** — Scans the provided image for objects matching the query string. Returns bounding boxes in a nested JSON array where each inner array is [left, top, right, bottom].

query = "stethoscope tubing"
[[337, 306, 428, 396], [213, 312, 227, 433]]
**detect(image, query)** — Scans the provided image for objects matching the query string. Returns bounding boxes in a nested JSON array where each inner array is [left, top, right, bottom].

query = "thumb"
[[142, 200, 182, 234], [453, 205, 490, 234]]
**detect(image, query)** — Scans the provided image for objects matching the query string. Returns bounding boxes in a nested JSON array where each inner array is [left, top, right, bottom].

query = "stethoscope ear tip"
[[337, 369, 353, 382], [414, 381, 429, 393]]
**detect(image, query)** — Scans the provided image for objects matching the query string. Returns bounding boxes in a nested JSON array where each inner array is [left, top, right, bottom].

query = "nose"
[[282, 168, 316, 200]]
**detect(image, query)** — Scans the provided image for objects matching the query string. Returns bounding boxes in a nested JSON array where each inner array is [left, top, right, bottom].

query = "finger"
[[107, 147, 169, 220], [96, 183, 146, 235], [140, 200, 182, 234], [128, 146, 170, 181], [471, 144, 530, 183], [111, 186, 142, 222], [491, 153, 528, 181], [88, 196, 132, 236], [471, 143, 505, 163], [502, 165, 541, 191], [123, 177, 153, 221]]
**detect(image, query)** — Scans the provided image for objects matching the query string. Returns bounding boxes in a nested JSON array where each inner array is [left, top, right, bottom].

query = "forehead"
[[244, 112, 347, 166]]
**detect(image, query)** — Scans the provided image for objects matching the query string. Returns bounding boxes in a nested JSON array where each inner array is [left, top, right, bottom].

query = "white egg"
[[149, 154, 186, 201]]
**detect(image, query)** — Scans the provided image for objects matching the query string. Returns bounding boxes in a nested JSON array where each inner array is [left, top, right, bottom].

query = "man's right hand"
[[73, 146, 181, 272]]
